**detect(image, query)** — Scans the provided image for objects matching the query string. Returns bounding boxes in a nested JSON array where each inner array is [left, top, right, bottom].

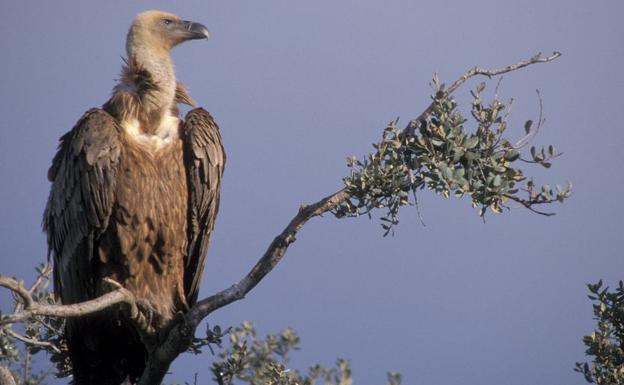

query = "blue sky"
[[0, 1, 622, 384]]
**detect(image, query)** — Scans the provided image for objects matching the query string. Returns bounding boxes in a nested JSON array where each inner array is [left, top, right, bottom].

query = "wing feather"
[[182, 108, 225, 306], [43, 108, 122, 304]]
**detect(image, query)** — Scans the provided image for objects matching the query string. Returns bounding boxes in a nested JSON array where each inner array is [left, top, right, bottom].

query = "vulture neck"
[[131, 46, 177, 119], [109, 46, 181, 143]]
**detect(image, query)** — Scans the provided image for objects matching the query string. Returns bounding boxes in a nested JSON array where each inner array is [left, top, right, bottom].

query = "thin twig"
[[533, 88, 545, 140], [411, 189, 427, 227], [6, 329, 62, 354], [445, 52, 561, 95], [503, 194, 556, 216], [11, 264, 53, 317], [34, 318, 62, 336], [28, 264, 53, 296], [514, 89, 545, 149], [404, 52, 561, 136], [22, 345, 30, 385]]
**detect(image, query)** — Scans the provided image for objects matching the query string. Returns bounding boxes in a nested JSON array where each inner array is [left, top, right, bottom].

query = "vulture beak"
[[180, 20, 210, 40]]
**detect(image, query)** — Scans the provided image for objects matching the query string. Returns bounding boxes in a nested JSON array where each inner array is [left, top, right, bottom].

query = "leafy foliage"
[[334, 79, 571, 235], [0, 264, 71, 382], [190, 323, 230, 355], [0, 318, 19, 361], [211, 321, 399, 385], [576, 280, 624, 384]]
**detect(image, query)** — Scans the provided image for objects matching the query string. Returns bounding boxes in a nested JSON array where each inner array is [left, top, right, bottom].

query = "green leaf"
[[442, 166, 453, 180], [504, 149, 520, 162], [548, 145, 555, 156], [464, 136, 479, 149]]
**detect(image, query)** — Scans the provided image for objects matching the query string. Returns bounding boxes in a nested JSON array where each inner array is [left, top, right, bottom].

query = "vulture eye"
[[162, 19, 173, 26]]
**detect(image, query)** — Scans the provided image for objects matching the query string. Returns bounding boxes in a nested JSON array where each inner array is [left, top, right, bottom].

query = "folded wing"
[[182, 107, 226, 306]]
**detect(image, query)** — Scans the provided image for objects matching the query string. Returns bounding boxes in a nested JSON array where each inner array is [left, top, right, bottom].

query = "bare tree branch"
[[190, 189, 351, 321], [9, 264, 53, 319], [0, 275, 138, 325], [404, 51, 561, 136], [0, 277, 33, 310], [28, 264, 52, 296], [445, 51, 561, 95], [503, 193, 558, 216]]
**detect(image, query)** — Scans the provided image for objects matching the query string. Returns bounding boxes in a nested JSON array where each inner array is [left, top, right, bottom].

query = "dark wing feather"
[[43, 108, 121, 304], [182, 108, 225, 306]]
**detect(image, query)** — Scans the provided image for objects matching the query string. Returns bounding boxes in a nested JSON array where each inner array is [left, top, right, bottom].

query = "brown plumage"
[[43, 10, 224, 385]]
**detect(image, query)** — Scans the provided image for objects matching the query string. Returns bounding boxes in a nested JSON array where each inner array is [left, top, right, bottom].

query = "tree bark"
[[0, 366, 16, 385]]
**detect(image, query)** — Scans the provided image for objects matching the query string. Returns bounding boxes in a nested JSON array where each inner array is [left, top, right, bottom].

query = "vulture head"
[[111, 10, 207, 135], [126, 10, 210, 56]]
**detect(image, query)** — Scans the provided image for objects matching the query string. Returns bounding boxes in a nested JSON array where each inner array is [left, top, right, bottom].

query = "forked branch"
[[0, 275, 138, 325], [446, 51, 561, 94]]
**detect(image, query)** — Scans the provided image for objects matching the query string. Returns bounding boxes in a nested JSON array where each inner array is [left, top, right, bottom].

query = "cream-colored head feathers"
[[126, 10, 209, 56]]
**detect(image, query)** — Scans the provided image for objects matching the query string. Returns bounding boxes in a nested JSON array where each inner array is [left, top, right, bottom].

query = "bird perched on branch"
[[43, 10, 225, 384]]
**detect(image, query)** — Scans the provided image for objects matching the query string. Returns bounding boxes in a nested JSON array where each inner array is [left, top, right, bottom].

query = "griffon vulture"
[[43, 10, 225, 384]]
